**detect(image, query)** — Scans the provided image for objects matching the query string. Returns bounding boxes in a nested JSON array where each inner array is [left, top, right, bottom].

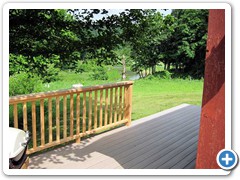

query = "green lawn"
[[131, 79, 203, 120]]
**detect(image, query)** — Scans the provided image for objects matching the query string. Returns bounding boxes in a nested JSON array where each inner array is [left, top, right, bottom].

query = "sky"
[[93, 9, 172, 20]]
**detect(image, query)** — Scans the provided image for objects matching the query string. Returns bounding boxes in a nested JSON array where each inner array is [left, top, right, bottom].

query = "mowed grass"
[[44, 71, 113, 91], [131, 79, 203, 120]]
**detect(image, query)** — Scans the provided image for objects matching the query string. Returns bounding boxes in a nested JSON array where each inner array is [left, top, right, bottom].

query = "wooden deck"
[[29, 104, 201, 169]]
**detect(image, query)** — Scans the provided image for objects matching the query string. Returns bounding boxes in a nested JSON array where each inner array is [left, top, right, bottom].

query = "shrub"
[[154, 70, 172, 79], [145, 74, 157, 80], [75, 60, 97, 73], [107, 67, 121, 81], [9, 54, 29, 75], [9, 54, 61, 82], [42, 63, 60, 83], [9, 72, 43, 96], [90, 66, 108, 80]]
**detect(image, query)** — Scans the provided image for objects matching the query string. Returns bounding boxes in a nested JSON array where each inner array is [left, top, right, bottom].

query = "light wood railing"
[[9, 81, 133, 154]]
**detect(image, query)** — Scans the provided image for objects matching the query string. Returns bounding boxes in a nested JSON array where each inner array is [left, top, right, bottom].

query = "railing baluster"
[[94, 90, 98, 129], [88, 91, 92, 131], [13, 104, 18, 128], [40, 99, 45, 146], [56, 97, 60, 142], [32, 101, 37, 149], [48, 98, 52, 143], [118, 86, 123, 121], [76, 93, 80, 143], [70, 94, 74, 137], [23, 102, 27, 131], [104, 89, 108, 126], [124, 84, 133, 126], [99, 90, 103, 127], [109, 88, 113, 124], [83, 92, 87, 133], [114, 87, 118, 123], [63, 96, 67, 139]]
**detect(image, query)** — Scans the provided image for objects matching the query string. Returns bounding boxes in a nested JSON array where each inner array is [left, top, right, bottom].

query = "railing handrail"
[[9, 81, 134, 104]]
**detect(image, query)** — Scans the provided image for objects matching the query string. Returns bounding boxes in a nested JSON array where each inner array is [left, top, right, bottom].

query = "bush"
[[107, 67, 121, 81], [9, 72, 43, 96], [144, 70, 172, 80], [9, 53, 61, 82], [75, 60, 97, 73], [9, 54, 29, 75], [154, 70, 172, 79], [90, 66, 108, 80], [42, 63, 60, 83], [145, 74, 157, 80]]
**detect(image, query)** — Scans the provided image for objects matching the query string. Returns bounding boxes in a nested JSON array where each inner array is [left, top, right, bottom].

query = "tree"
[[9, 9, 208, 81], [170, 9, 208, 78], [9, 9, 79, 76]]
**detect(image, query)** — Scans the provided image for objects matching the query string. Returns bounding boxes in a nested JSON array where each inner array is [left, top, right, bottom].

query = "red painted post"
[[196, 10, 225, 169]]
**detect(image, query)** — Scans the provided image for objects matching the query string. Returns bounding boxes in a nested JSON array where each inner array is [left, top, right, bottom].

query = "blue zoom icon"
[[217, 149, 238, 170]]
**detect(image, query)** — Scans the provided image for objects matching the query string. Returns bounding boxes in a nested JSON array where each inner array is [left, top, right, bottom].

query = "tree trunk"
[[139, 71, 143, 78], [167, 62, 171, 70], [122, 55, 126, 80], [152, 65, 156, 74], [164, 63, 166, 70]]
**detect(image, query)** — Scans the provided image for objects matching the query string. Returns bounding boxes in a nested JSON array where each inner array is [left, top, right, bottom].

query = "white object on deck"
[[9, 128, 27, 161]]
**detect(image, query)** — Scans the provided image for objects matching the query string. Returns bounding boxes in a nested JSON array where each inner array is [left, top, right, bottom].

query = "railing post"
[[124, 83, 133, 126]]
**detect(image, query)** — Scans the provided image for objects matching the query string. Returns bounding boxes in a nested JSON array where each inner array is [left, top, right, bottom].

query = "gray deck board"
[[29, 104, 201, 169], [89, 112, 200, 168], [183, 159, 196, 169], [170, 147, 198, 169]]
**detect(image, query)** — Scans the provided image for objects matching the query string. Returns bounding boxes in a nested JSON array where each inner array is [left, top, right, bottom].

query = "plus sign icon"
[[217, 149, 238, 170]]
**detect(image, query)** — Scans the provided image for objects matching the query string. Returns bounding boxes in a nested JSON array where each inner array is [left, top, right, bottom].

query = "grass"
[[131, 79, 203, 120]]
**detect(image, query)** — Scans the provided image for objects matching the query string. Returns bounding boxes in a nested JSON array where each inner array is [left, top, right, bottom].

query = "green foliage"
[[9, 9, 79, 64], [9, 54, 29, 75], [42, 63, 60, 83], [145, 70, 172, 80], [107, 67, 121, 81], [113, 44, 133, 66], [90, 66, 108, 80], [144, 75, 157, 80], [9, 72, 43, 96], [75, 60, 96, 73], [31, 54, 60, 81], [9, 9, 208, 82], [10, 53, 60, 82], [154, 70, 172, 79], [127, 10, 208, 79]]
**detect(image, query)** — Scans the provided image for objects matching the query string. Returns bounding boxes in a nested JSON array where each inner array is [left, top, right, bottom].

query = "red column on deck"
[[196, 9, 225, 169]]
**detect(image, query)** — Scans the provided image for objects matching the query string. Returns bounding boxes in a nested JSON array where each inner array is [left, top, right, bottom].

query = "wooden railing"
[[9, 81, 133, 154]]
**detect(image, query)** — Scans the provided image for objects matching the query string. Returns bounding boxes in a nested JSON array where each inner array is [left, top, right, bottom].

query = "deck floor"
[[29, 104, 201, 169]]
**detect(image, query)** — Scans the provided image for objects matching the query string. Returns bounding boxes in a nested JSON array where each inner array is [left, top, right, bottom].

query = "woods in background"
[[9, 9, 208, 84]]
